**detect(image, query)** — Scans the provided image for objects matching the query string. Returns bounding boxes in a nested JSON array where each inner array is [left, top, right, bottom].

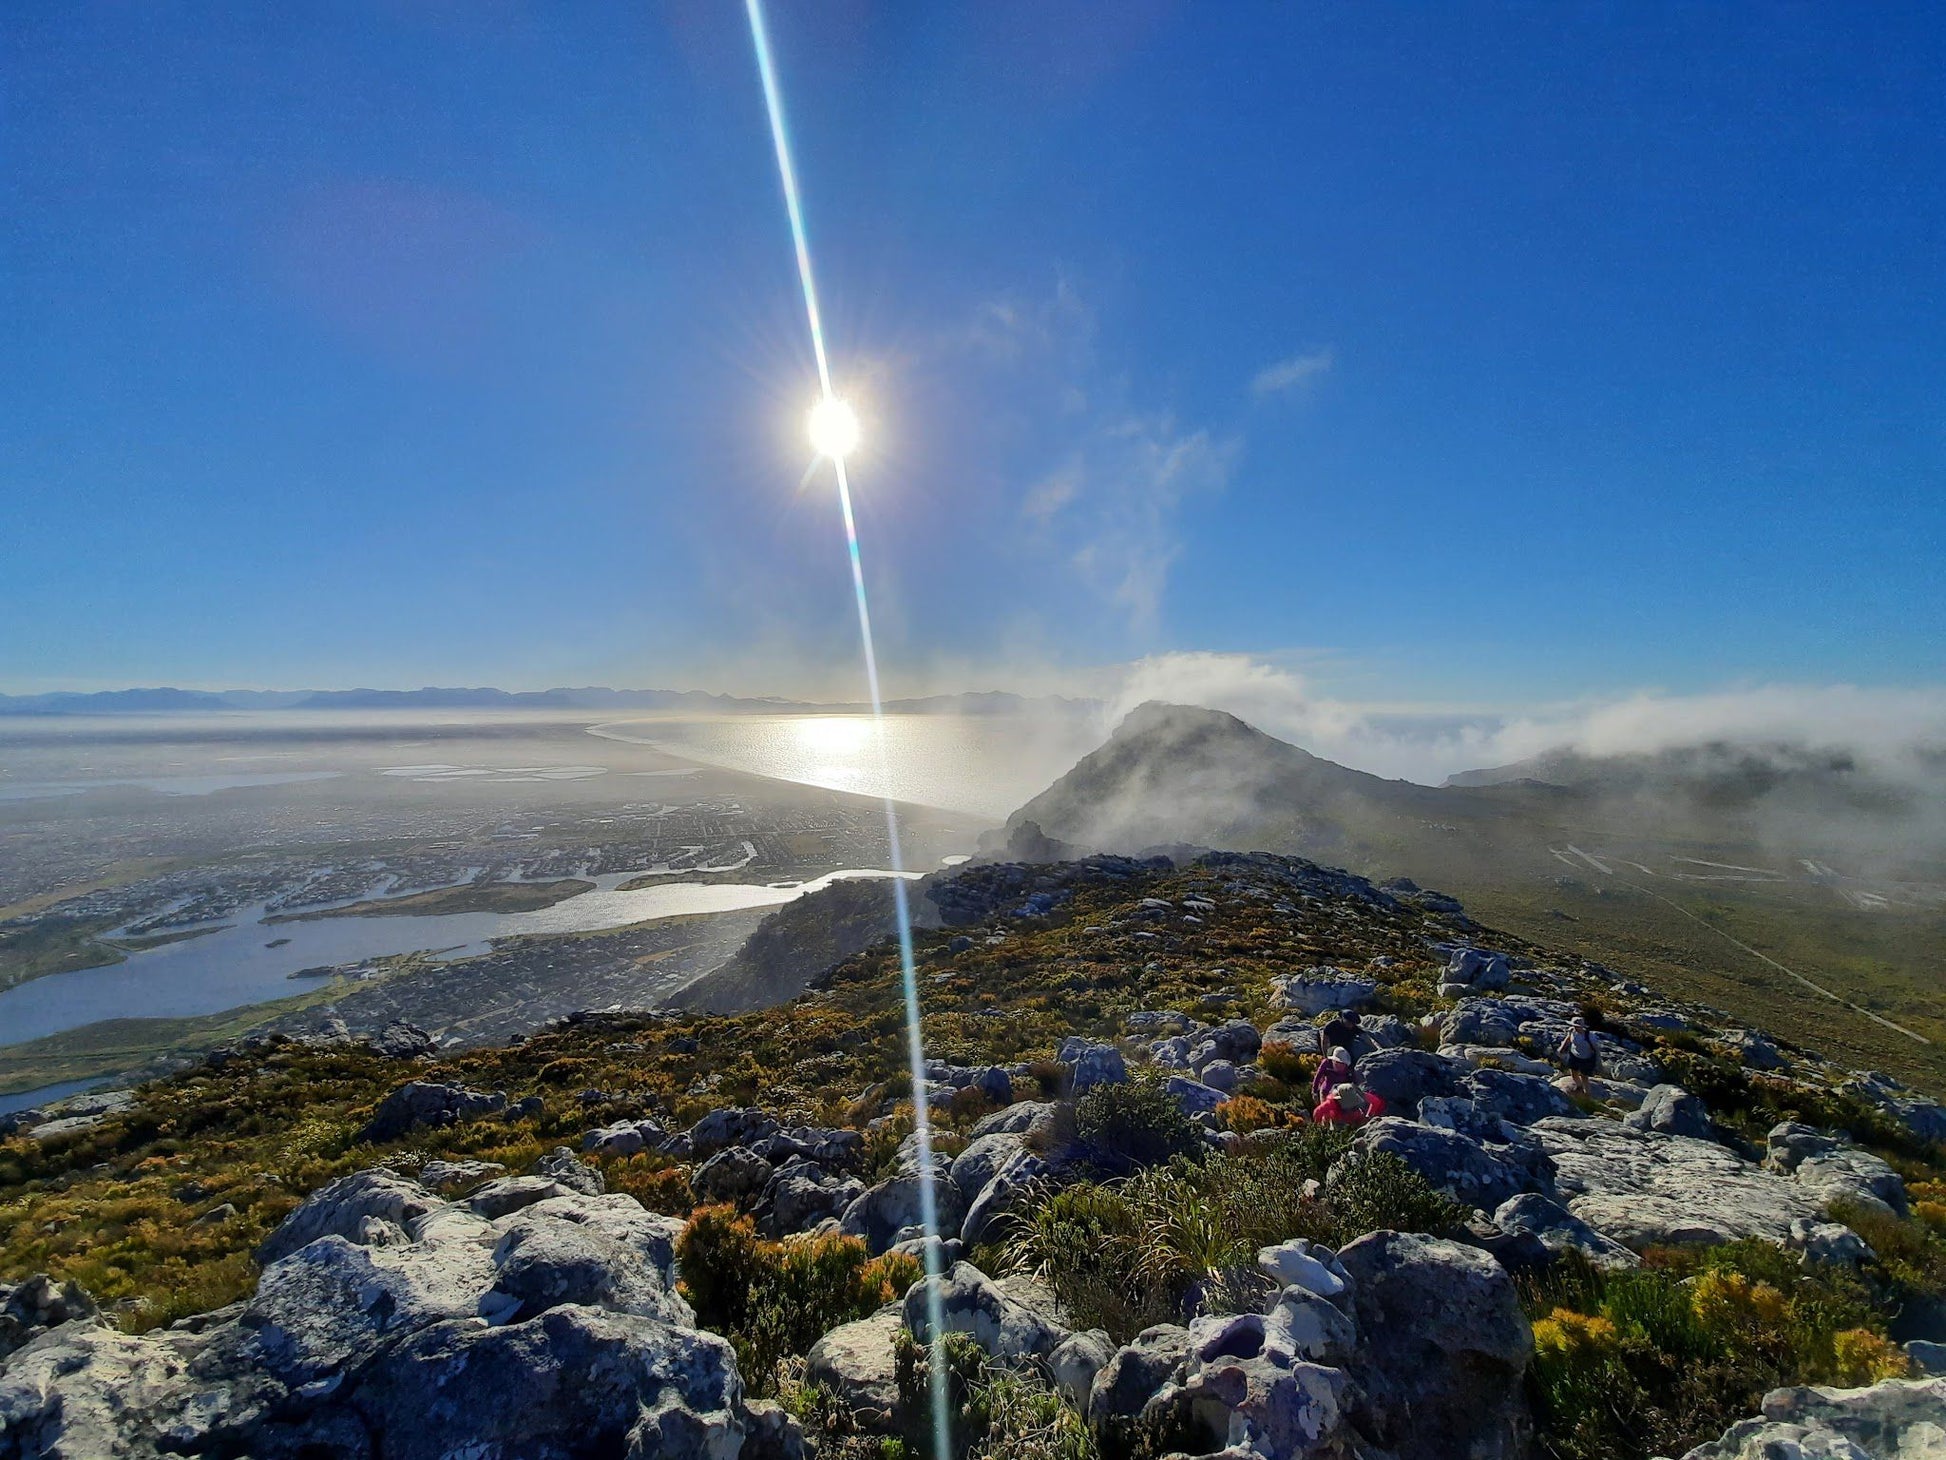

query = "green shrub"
[[1002, 1130, 1358, 1340], [677, 1204, 765, 1334], [1518, 1239, 1912, 1460], [893, 1329, 1096, 1460], [1321, 1150, 1466, 1244], [1073, 1080, 1199, 1172], [1024, 1061, 1070, 1099], [677, 1207, 920, 1393], [1257, 1040, 1312, 1086], [1829, 1198, 1946, 1308]]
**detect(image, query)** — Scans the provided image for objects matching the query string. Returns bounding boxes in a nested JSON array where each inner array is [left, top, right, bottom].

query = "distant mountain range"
[[0, 686, 1097, 718], [1002, 702, 1938, 868]]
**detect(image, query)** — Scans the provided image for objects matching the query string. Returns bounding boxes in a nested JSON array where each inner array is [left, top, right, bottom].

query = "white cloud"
[[1103, 651, 1946, 785], [1251, 347, 1334, 398], [1063, 415, 1237, 628], [1022, 461, 1083, 523], [950, 282, 1240, 632]]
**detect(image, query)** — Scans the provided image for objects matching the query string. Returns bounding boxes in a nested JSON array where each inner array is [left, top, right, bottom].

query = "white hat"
[[1329, 1046, 1353, 1065]]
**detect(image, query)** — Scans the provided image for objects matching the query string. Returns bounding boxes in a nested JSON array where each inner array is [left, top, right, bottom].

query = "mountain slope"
[[1001, 701, 1455, 863], [1000, 703, 1946, 1085]]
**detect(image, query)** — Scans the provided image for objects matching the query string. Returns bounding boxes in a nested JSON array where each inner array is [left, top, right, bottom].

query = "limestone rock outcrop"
[[0, 1166, 771, 1460], [1679, 1376, 1946, 1460]]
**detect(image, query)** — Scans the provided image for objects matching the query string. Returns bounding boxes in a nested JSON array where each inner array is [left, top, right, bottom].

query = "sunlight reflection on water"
[[591, 714, 1103, 819]]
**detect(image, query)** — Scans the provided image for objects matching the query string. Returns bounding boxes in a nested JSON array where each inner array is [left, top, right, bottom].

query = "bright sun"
[[806, 395, 861, 461]]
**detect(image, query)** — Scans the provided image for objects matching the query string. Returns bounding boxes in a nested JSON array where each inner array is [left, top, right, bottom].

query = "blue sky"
[[4, 2, 1942, 707]]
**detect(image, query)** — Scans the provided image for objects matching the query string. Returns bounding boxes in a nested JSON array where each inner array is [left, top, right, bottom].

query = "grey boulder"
[[1679, 1376, 1946, 1460], [1337, 1231, 1533, 1460], [1445, 947, 1512, 990], [1354, 1049, 1467, 1115], [468, 1175, 582, 1220], [970, 1101, 1051, 1138], [692, 1146, 775, 1206], [0, 1168, 750, 1460], [1624, 1084, 1715, 1141], [417, 1158, 506, 1195], [1534, 1115, 1828, 1249], [1352, 1117, 1553, 1211], [754, 1159, 865, 1238], [1766, 1122, 1909, 1216], [959, 1150, 1049, 1247], [1062, 1041, 1128, 1092], [360, 1081, 507, 1143], [902, 1261, 1068, 1363], [688, 1106, 779, 1160], [365, 1021, 438, 1059], [1049, 1329, 1116, 1416], [1189, 1018, 1262, 1070], [348, 1305, 744, 1460], [1270, 971, 1376, 1016], [948, 1132, 1024, 1201], [756, 1125, 866, 1172], [1464, 1067, 1577, 1127], [484, 1207, 694, 1327], [1264, 1284, 1358, 1366], [257, 1168, 439, 1266], [531, 1146, 606, 1197], [1161, 1075, 1228, 1117], [1493, 1193, 1639, 1270], [804, 1305, 905, 1425], [1088, 1323, 1193, 1422], [840, 1173, 969, 1255], [0, 1275, 99, 1363], [1844, 1072, 1946, 1148]]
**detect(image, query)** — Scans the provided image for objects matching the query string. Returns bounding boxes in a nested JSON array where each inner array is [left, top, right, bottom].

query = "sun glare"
[[807, 394, 861, 461], [794, 714, 873, 754]]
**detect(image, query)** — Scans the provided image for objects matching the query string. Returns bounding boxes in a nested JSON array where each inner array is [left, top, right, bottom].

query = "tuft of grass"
[[893, 1329, 1097, 1460], [1002, 1126, 1437, 1340]]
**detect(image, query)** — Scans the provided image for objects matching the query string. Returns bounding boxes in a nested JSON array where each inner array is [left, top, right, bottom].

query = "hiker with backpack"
[[1558, 1015, 1600, 1095]]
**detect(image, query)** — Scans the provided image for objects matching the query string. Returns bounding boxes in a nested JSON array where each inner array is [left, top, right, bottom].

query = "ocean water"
[[590, 713, 1104, 819], [0, 869, 914, 1047]]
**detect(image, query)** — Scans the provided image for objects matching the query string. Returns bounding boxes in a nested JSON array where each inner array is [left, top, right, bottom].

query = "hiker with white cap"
[[1312, 1045, 1355, 1106], [1558, 1015, 1600, 1096]]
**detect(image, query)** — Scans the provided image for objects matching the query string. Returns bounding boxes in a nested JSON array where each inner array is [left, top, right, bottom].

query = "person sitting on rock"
[[1558, 1016, 1600, 1095], [1312, 1046, 1355, 1105], [1321, 1009, 1365, 1063], [1314, 1081, 1385, 1126]]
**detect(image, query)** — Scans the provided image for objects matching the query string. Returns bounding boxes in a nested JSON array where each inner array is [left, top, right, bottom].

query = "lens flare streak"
[[742, 4, 952, 1455]]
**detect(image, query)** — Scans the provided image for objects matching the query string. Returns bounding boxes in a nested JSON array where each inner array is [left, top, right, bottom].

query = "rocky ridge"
[[5, 850, 1946, 1459]]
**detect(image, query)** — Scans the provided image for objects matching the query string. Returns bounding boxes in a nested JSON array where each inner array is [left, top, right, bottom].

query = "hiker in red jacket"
[[1314, 1082, 1385, 1126]]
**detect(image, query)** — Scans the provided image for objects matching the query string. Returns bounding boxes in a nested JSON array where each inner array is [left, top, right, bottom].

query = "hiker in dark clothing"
[[1321, 1009, 1364, 1063]]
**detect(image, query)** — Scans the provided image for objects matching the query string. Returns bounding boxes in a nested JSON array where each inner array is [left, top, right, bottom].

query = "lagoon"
[[0, 868, 913, 1046]]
